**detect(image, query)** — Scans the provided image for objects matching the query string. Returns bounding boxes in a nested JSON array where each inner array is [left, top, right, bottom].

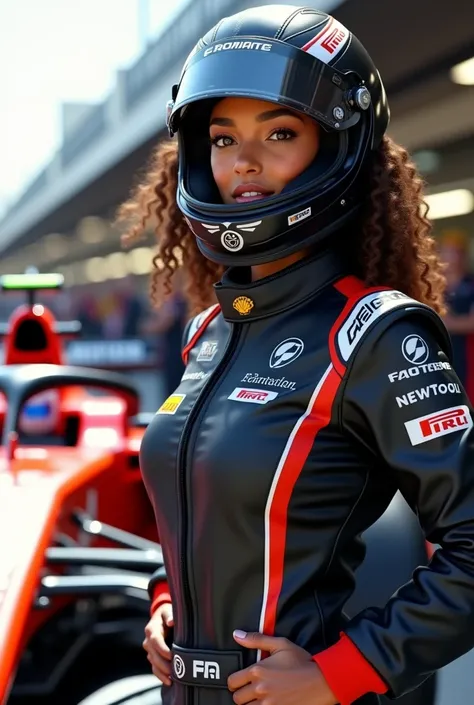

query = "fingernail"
[[233, 629, 247, 639]]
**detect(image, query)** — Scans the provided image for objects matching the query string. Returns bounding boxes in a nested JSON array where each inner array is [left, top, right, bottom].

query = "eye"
[[268, 128, 297, 141], [210, 134, 235, 148]]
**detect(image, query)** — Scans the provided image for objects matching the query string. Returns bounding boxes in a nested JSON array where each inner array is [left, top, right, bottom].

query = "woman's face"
[[209, 97, 320, 205]]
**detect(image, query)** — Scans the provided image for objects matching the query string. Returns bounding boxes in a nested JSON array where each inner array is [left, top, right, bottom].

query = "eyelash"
[[210, 127, 297, 148], [269, 127, 297, 141]]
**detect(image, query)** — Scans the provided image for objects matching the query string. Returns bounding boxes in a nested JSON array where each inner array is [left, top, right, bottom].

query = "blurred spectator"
[[52, 287, 74, 321], [143, 286, 188, 398], [99, 291, 124, 339], [75, 276, 146, 339], [116, 275, 146, 338], [440, 230, 474, 399], [76, 294, 103, 337]]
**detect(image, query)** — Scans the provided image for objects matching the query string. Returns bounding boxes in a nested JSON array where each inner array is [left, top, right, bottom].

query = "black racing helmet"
[[167, 5, 390, 266]]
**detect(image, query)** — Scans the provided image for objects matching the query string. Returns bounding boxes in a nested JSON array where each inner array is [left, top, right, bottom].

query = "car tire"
[[76, 675, 161, 705]]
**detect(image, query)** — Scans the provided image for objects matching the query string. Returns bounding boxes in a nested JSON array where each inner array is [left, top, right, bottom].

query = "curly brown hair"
[[116, 134, 446, 317]]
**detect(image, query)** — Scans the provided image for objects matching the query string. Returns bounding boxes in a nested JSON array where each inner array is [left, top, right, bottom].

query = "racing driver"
[[117, 6, 474, 705]]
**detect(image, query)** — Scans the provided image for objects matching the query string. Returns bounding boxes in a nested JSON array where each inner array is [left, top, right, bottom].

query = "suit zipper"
[[176, 323, 242, 643]]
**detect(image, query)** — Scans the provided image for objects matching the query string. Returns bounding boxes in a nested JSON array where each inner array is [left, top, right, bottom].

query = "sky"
[[0, 0, 188, 216]]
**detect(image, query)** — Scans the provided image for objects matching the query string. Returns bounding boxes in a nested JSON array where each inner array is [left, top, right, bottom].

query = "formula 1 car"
[[0, 273, 164, 704], [0, 273, 437, 705]]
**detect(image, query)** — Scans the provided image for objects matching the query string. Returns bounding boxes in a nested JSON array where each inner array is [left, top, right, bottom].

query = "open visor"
[[168, 37, 365, 135]]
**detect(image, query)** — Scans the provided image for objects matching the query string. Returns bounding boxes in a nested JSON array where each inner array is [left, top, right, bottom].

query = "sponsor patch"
[[388, 361, 451, 383], [338, 290, 412, 362], [157, 394, 186, 415], [269, 338, 304, 369], [201, 222, 262, 253], [288, 207, 311, 226], [241, 372, 296, 391], [193, 660, 221, 680], [221, 231, 244, 251], [233, 296, 254, 316], [404, 405, 472, 445], [173, 654, 186, 679], [302, 17, 350, 63], [401, 335, 429, 365], [396, 382, 461, 408], [182, 370, 209, 382], [203, 41, 272, 57], [197, 341, 218, 362], [228, 387, 278, 404]]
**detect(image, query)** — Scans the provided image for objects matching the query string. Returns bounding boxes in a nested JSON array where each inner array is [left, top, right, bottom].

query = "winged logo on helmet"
[[200, 221, 262, 252]]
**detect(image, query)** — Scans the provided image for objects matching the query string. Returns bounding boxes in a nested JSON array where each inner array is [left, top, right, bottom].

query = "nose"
[[233, 142, 262, 176]]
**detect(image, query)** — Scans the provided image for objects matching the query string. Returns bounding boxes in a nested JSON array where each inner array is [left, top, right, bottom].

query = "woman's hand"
[[228, 630, 337, 705], [143, 603, 174, 685]]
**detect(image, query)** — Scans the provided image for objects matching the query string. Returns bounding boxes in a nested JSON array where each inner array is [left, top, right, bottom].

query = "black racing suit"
[[140, 249, 474, 705]]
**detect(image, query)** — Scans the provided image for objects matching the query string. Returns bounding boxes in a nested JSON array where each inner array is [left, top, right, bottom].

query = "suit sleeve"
[[145, 317, 197, 613], [318, 312, 474, 701]]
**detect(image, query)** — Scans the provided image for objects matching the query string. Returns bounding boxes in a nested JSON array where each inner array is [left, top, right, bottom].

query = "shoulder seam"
[[182, 304, 221, 365], [329, 286, 395, 375]]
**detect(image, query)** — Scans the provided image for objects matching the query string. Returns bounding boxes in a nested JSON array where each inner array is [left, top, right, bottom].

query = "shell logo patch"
[[157, 394, 186, 415], [233, 296, 254, 316]]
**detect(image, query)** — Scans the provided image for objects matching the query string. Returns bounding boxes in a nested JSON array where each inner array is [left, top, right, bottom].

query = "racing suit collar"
[[214, 248, 347, 322]]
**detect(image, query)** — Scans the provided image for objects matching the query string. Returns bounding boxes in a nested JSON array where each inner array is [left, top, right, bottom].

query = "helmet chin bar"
[[192, 203, 362, 268]]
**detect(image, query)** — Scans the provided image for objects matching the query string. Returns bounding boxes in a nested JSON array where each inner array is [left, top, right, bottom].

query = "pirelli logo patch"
[[404, 405, 472, 445], [157, 394, 186, 415], [303, 17, 350, 63], [337, 290, 414, 362], [228, 388, 278, 404]]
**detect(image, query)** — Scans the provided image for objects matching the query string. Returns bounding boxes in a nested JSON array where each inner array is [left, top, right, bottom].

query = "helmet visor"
[[169, 38, 363, 134]]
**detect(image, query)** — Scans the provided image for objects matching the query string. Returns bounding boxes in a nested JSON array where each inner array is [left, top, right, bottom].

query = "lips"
[[232, 183, 274, 203]]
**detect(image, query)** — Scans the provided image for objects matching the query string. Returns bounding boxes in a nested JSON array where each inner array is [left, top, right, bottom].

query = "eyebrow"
[[210, 108, 304, 127]]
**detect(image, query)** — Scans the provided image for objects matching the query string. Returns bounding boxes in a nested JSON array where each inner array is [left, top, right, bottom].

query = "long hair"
[[116, 135, 446, 317]]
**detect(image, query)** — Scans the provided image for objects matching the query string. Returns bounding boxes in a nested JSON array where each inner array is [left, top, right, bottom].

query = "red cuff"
[[150, 581, 171, 615], [312, 633, 388, 705], [426, 541, 436, 559]]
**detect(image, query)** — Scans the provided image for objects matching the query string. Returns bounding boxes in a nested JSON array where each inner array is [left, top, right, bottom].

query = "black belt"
[[171, 644, 243, 688]]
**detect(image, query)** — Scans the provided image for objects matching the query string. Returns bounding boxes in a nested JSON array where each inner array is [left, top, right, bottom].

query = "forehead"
[[208, 97, 318, 132], [211, 97, 289, 118]]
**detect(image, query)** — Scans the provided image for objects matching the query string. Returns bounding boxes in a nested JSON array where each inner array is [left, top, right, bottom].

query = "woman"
[[117, 6, 474, 705]]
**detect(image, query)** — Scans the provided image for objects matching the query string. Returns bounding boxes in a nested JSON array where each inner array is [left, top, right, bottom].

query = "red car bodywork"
[[0, 297, 156, 702]]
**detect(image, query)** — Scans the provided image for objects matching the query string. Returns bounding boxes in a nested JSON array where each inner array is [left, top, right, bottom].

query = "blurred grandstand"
[[0, 0, 473, 410]]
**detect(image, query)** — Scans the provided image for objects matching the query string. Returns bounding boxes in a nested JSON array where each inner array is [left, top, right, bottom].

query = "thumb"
[[163, 605, 174, 627], [233, 630, 283, 653]]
